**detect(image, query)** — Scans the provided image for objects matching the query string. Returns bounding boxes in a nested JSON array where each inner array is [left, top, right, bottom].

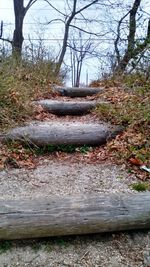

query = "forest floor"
[[0, 77, 150, 266]]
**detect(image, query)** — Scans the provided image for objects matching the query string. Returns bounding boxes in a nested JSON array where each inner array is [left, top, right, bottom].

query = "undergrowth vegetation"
[[6, 142, 91, 156], [131, 182, 150, 192], [0, 241, 12, 254], [34, 144, 91, 155], [91, 73, 150, 168], [0, 57, 62, 131], [0, 64, 149, 176]]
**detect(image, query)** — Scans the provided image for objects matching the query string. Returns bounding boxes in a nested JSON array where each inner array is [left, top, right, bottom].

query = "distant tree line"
[[0, 0, 149, 81]]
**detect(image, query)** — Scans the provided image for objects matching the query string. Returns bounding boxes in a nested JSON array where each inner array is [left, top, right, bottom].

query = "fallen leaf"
[[0, 163, 4, 170], [129, 157, 143, 166]]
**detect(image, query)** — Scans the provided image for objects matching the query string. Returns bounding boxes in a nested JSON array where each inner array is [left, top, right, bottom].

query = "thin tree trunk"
[[12, 0, 25, 58], [114, 0, 150, 73], [75, 60, 80, 87], [54, 0, 98, 74]]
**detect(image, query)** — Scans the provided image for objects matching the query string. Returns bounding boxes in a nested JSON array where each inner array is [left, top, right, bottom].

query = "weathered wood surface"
[[1, 122, 122, 146], [53, 86, 103, 97], [0, 193, 150, 240], [34, 100, 101, 115]]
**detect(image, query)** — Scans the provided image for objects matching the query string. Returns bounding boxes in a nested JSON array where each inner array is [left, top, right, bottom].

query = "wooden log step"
[[53, 86, 103, 97], [0, 122, 123, 146], [34, 100, 101, 115], [0, 192, 150, 240]]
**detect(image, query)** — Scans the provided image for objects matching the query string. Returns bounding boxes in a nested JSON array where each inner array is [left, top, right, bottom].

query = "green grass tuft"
[[26, 144, 91, 155], [131, 182, 150, 192]]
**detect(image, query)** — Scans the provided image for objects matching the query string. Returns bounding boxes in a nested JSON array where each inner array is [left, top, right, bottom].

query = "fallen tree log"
[[0, 122, 123, 146], [53, 86, 103, 97], [0, 192, 150, 240], [34, 100, 100, 115]]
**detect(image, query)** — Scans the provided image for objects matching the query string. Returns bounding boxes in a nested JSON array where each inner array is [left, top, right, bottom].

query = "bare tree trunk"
[[70, 49, 74, 87], [54, 0, 98, 75], [55, 21, 71, 74], [54, 0, 78, 75], [0, 21, 3, 38], [69, 30, 94, 87], [73, 53, 76, 86], [76, 59, 83, 87], [114, 0, 150, 73], [0, 1, 37, 58], [12, 0, 37, 58], [117, 0, 140, 72], [12, 0, 25, 58], [75, 60, 80, 87]]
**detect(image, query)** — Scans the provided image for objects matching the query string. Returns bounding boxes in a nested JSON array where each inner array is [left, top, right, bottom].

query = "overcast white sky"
[[0, 0, 150, 85]]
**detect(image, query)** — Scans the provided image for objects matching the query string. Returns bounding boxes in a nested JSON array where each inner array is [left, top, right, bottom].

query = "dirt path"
[[0, 86, 150, 267], [0, 160, 150, 267], [0, 160, 136, 200], [0, 230, 150, 267]]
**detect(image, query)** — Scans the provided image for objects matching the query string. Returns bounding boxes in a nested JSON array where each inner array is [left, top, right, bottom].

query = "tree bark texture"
[[0, 192, 150, 240], [12, 0, 25, 57], [54, 0, 98, 74], [34, 100, 101, 115], [114, 0, 150, 73], [1, 122, 123, 146], [52, 86, 103, 97], [117, 0, 141, 72]]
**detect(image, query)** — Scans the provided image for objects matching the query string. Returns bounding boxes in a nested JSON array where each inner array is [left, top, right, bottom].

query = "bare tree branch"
[[43, 0, 66, 16], [69, 30, 99, 86], [114, 11, 130, 64], [74, 0, 98, 16], [129, 49, 146, 73], [0, 21, 3, 38], [140, 7, 150, 17], [66, 0, 72, 12], [47, 19, 65, 25], [25, 0, 38, 14], [0, 20, 12, 44], [0, 37, 12, 44], [70, 24, 110, 37], [54, 0, 98, 74]]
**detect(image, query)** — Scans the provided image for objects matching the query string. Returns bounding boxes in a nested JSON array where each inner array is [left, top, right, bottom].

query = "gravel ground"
[[1, 160, 150, 267], [0, 92, 149, 267], [0, 231, 150, 267], [0, 161, 136, 199]]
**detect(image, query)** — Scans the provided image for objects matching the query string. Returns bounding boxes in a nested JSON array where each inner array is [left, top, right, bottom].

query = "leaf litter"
[[0, 82, 150, 266], [1, 85, 149, 181]]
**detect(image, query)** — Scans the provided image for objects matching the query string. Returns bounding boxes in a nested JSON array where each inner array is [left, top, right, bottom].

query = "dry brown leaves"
[[106, 128, 149, 180], [0, 143, 38, 170], [1, 84, 149, 182]]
